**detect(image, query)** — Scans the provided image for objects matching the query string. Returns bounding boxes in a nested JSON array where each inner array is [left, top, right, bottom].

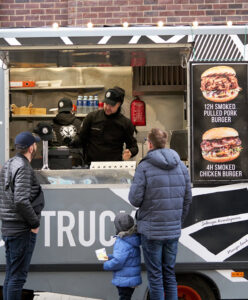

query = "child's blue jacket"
[[103, 233, 142, 287]]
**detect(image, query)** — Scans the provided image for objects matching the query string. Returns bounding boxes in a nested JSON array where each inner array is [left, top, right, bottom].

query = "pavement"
[[33, 292, 103, 300]]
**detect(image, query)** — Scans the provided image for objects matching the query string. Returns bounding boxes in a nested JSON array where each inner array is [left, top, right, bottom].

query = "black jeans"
[[117, 286, 135, 300], [3, 231, 37, 300]]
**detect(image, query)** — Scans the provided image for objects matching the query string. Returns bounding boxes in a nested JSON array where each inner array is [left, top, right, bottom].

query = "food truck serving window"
[[36, 169, 134, 185], [190, 62, 248, 185]]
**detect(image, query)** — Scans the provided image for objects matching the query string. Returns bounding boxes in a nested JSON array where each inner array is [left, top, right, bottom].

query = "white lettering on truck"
[[99, 210, 115, 247], [30, 210, 135, 248], [58, 211, 76, 247], [78, 211, 96, 247], [43, 211, 56, 247]]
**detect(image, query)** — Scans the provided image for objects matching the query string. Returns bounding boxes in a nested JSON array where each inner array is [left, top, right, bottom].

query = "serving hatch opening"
[[1, 46, 192, 69], [0, 26, 192, 68]]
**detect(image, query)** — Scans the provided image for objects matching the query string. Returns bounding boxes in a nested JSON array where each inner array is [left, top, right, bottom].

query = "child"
[[103, 213, 142, 300]]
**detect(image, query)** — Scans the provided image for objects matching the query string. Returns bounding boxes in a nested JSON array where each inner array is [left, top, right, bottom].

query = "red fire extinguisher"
[[130, 96, 146, 126]]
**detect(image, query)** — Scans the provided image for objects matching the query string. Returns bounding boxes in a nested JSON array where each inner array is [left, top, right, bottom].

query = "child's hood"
[[121, 233, 141, 248]]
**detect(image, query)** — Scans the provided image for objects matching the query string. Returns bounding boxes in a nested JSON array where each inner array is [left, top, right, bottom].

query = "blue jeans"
[[3, 231, 37, 300], [141, 235, 178, 300]]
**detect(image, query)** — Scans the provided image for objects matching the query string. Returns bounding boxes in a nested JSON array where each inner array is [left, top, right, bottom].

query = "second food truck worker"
[[71, 87, 138, 165]]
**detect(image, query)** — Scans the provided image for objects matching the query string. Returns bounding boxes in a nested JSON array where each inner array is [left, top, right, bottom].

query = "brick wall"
[[1, 0, 248, 28], [0, 0, 69, 28]]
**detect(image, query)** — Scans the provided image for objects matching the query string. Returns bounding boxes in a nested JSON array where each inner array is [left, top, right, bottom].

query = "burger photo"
[[200, 127, 242, 163], [200, 66, 241, 102]]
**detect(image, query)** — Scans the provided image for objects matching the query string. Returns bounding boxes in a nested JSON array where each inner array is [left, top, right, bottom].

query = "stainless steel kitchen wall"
[[9, 66, 184, 164]]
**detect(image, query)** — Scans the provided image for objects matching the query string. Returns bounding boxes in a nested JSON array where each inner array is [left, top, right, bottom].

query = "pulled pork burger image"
[[200, 66, 241, 102], [200, 127, 242, 163]]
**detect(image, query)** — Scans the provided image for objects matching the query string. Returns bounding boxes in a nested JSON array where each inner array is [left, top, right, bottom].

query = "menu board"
[[191, 63, 248, 184]]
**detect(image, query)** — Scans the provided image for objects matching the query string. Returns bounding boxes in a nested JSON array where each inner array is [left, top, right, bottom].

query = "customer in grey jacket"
[[128, 128, 192, 300], [0, 131, 44, 300]]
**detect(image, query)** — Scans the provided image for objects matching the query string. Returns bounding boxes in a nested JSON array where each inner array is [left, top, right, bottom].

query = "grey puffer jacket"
[[0, 153, 44, 233], [128, 148, 192, 240]]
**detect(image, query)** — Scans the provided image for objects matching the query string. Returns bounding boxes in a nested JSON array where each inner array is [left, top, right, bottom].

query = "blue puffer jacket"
[[128, 148, 192, 240], [103, 234, 142, 287]]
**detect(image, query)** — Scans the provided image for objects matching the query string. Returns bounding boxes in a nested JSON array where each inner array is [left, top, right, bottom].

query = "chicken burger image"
[[200, 66, 241, 102], [200, 127, 242, 163]]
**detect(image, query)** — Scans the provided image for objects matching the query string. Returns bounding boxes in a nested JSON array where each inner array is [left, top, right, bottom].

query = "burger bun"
[[202, 127, 238, 141], [202, 151, 240, 163], [201, 65, 236, 78]]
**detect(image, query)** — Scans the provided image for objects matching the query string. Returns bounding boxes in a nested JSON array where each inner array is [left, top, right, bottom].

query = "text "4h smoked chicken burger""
[[200, 127, 242, 163], [200, 66, 241, 102]]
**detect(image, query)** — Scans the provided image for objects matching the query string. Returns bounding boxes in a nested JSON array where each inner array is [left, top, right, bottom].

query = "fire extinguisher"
[[130, 96, 146, 126]]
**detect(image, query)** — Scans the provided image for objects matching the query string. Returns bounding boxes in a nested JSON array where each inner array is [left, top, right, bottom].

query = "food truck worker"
[[71, 87, 138, 165], [50, 97, 82, 166], [51, 97, 81, 146]]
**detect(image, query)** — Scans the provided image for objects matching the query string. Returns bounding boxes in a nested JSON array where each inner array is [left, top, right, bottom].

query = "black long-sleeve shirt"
[[73, 110, 138, 164]]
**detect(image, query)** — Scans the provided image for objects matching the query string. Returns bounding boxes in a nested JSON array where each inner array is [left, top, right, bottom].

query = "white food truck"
[[0, 25, 248, 300]]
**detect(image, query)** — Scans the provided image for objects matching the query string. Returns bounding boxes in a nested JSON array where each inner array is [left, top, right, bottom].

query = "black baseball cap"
[[103, 87, 125, 106], [33, 122, 53, 141], [15, 131, 41, 149], [58, 97, 72, 112]]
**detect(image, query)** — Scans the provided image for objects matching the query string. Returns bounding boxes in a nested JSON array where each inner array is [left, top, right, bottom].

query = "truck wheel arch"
[[145, 273, 220, 300], [177, 273, 220, 300]]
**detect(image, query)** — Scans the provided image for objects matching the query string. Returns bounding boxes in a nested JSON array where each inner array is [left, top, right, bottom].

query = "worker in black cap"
[[71, 87, 138, 166], [50, 97, 82, 166], [51, 97, 81, 146]]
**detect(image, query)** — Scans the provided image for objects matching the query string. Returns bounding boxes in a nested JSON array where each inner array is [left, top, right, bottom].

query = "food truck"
[[1, 25, 248, 299]]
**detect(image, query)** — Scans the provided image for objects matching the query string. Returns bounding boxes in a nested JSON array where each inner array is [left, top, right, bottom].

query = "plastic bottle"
[[86, 96, 91, 114], [93, 95, 99, 111], [88, 95, 94, 113], [82, 95, 88, 114], [76, 95, 83, 114]]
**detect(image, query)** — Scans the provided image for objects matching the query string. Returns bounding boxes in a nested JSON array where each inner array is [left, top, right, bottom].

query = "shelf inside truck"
[[10, 85, 104, 92], [11, 113, 87, 119]]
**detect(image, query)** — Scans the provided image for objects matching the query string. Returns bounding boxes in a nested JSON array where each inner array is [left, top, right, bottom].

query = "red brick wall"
[[1, 0, 248, 28], [0, 0, 69, 28]]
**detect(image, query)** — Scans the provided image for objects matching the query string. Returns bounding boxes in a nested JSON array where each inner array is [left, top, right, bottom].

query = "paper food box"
[[30, 107, 46, 115], [11, 103, 46, 115], [11, 104, 31, 115]]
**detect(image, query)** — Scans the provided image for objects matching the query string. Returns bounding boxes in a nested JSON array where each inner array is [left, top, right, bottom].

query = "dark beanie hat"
[[114, 213, 134, 234]]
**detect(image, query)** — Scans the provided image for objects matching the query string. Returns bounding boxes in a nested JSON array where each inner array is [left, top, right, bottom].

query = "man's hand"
[[31, 227, 39, 234], [122, 149, 132, 160]]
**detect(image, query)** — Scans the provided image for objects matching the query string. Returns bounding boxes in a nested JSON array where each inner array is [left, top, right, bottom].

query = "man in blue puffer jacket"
[[103, 213, 142, 300], [128, 128, 192, 300]]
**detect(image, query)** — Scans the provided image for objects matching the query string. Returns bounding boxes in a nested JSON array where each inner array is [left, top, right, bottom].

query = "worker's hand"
[[122, 149, 132, 160], [31, 227, 39, 234], [103, 255, 109, 261]]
